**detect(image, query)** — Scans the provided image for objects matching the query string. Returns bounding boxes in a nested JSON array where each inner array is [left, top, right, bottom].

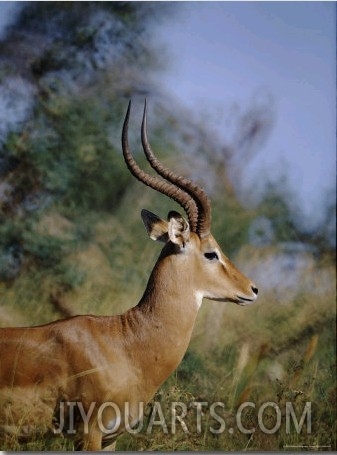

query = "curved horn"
[[122, 101, 199, 232], [141, 100, 211, 237]]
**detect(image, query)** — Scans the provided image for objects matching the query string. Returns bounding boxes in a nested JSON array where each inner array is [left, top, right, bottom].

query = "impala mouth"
[[236, 295, 256, 305], [209, 295, 256, 305]]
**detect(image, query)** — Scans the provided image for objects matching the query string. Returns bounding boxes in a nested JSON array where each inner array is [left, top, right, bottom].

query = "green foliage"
[[212, 195, 254, 256], [255, 178, 336, 260], [257, 180, 300, 243], [3, 94, 123, 212], [32, 94, 129, 213]]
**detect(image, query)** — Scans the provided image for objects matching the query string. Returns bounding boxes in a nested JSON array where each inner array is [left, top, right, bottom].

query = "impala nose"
[[251, 285, 258, 296]]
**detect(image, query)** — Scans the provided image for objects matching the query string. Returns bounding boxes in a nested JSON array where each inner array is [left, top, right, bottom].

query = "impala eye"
[[204, 251, 219, 261]]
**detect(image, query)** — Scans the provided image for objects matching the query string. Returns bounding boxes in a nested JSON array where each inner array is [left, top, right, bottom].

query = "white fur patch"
[[194, 291, 204, 309]]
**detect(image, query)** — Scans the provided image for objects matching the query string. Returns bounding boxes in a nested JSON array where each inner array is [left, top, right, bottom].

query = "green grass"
[[1, 232, 335, 451]]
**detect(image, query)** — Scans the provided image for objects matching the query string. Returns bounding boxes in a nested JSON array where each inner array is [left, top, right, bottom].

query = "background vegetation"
[[0, 2, 335, 451]]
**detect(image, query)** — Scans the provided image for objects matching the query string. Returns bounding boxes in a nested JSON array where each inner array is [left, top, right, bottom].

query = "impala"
[[0, 101, 258, 450]]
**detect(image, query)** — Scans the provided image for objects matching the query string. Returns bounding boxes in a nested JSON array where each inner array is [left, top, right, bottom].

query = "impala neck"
[[140, 246, 200, 326], [130, 245, 201, 387]]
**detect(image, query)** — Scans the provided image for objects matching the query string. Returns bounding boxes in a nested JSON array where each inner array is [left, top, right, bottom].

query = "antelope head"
[[122, 101, 258, 306]]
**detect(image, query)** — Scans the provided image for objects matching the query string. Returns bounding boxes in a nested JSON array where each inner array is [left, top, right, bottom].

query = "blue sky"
[[154, 2, 335, 229]]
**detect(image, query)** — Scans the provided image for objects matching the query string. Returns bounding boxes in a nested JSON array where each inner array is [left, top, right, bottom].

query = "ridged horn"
[[141, 99, 211, 237], [122, 101, 199, 232]]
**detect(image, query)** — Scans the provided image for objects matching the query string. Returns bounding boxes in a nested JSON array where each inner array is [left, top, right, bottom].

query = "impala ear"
[[167, 211, 190, 247], [141, 209, 169, 243], [141, 209, 190, 247]]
